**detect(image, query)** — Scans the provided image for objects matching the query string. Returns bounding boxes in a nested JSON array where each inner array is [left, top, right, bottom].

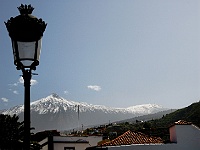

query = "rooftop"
[[99, 130, 163, 146], [174, 120, 192, 125]]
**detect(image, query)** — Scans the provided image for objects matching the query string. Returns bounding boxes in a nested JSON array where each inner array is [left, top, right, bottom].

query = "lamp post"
[[5, 4, 46, 149]]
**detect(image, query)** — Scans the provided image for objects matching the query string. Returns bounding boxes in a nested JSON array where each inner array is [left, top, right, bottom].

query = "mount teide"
[[2, 93, 168, 132]]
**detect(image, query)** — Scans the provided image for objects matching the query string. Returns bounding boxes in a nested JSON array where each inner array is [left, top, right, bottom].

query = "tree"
[[143, 122, 151, 129], [0, 114, 24, 149]]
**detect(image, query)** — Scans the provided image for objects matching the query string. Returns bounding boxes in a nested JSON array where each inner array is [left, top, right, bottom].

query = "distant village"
[[1, 100, 200, 149], [37, 120, 200, 150]]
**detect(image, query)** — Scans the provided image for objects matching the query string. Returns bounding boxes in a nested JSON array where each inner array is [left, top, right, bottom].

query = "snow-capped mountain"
[[1, 93, 168, 132]]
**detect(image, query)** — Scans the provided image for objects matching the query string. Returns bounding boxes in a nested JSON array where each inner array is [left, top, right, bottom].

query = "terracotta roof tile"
[[174, 120, 192, 125], [100, 130, 163, 146]]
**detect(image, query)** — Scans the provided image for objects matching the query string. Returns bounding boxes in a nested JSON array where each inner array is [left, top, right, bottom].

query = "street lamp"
[[5, 4, 46, 149]]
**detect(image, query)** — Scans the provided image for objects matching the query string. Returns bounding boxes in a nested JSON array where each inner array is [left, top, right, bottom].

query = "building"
[[39, 120, 200, 150], [99, 130, 163, 146], [39, 135, 102, 150], [94, 120, 200, 150]]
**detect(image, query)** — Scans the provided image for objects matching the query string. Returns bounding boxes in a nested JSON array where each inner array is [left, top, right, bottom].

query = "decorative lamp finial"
[[17, 4, 34, 15]]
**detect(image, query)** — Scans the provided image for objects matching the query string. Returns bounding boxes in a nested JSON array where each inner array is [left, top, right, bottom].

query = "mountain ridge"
[[1, 93, 168, 132], [3, 93, 166, 115]]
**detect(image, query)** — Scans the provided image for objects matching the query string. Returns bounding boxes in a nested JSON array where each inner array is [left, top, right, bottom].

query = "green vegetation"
[[82, 101, 200, 143], [158, 101, 200, 128], [0, 114, 41, 150], [0, 114, 24, 149]]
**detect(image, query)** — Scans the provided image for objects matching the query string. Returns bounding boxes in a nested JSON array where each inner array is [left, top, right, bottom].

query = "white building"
[[39, 135, 102, 150], [98, 120, 200, 150]]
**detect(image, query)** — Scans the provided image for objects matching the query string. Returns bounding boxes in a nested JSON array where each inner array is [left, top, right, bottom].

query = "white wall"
[[175, 125, 200, 146], [39, 136, 102, 150], [53, 136, 102, 147], [106, 144, 175, 150], [106, 143, 200, 150], [85, 136, 103, 146], [54, 143, 89, 150], [52, 136, 102, 150], [39, 138, 48, 150]]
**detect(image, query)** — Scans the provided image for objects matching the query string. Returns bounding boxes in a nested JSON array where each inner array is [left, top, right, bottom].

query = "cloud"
[[19, 76, 38, 85], [8, 77, 38, 95], [13, 90, 19, 95], [8, 81, 20, 95], [64, 90, 69, 95], [9, 77, 38, 87], [8, 83, 18, 87], [31, 79, 38, 85], [19, 77, 23, 84], [87, 85, 101, 91], [1, 97, 9, 102]]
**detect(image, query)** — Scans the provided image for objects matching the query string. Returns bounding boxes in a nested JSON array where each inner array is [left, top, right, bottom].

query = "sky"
[[0, 0, 200, 110]]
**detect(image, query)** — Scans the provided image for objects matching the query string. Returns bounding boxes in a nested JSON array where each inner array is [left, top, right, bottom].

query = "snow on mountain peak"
[[2, 94, 167, 116], [126, 104, 164, 114], [30, 94, 81, 114]]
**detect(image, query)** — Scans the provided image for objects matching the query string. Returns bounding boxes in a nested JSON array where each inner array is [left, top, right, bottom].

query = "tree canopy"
[[0, 114, 24, 149]]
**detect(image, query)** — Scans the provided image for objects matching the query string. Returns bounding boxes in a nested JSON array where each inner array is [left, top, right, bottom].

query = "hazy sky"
[[1, 0, 200, 110]]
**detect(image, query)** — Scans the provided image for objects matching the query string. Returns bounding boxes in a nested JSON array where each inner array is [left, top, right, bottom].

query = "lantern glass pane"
[[37, 39, 42, 60], [17, 41, 36, 67], [12, 40, 17, 62]]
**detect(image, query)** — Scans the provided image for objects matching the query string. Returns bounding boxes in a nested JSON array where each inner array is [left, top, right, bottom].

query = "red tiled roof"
[[174, 120, 192, 125], [100, 130, 163, 146]]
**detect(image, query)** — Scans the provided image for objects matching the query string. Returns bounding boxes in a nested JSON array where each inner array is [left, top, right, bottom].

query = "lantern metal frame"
[[5, 4, 47, 71]]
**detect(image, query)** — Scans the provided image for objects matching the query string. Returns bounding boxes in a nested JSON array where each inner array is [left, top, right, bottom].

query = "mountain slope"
[[1, 93, 168, 132], [116, 109, 176, 124], [155, 101, 200, 127]]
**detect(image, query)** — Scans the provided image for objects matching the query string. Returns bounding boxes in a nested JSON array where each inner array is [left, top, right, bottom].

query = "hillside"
[[115, 109, 176, 124], [154, 101, 200, 127]]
